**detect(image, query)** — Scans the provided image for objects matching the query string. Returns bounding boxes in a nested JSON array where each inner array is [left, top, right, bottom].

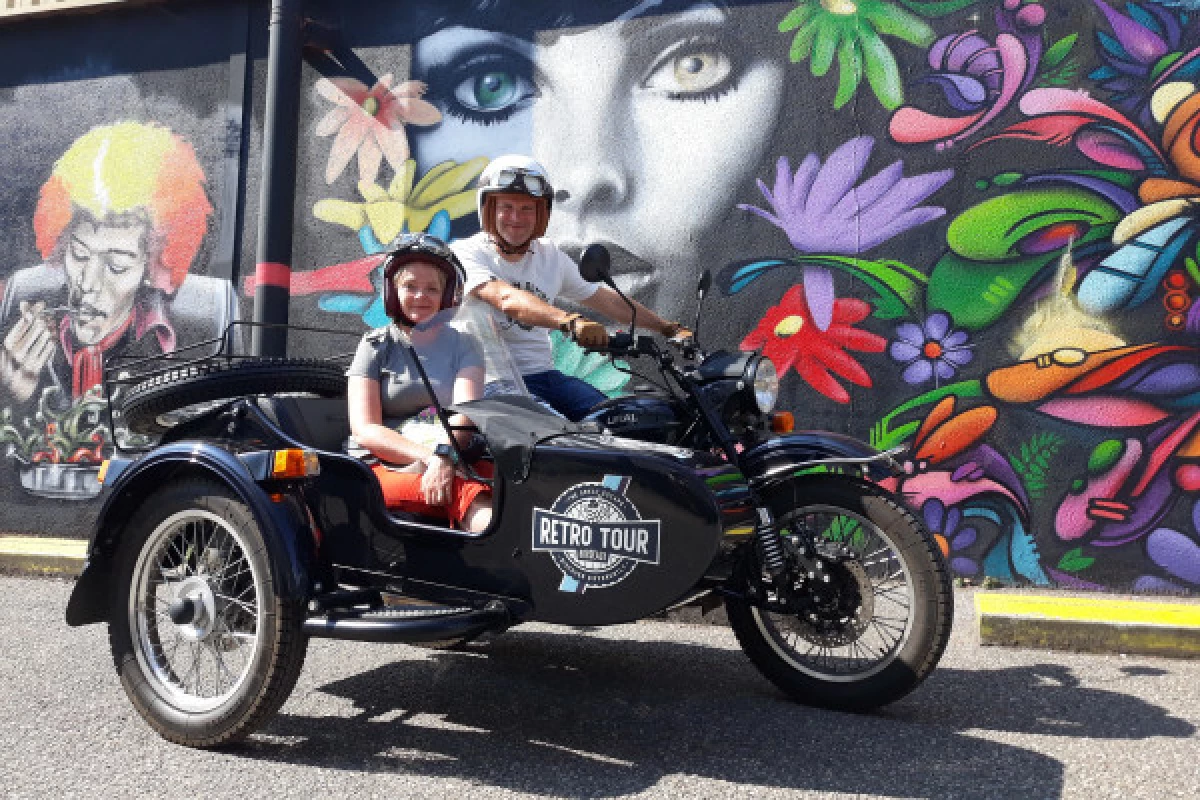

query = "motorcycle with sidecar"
[[65, 245, 952, 749]]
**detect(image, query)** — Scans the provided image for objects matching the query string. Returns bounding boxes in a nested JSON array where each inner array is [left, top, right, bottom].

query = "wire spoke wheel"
[[110, 480, 307, 747], [726, 476, 952, 711], [755, 505, 913, 682], [130, 509, 263, 712]]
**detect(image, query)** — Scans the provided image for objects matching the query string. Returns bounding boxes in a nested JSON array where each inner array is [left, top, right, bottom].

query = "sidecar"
[[64, 315, 758, 748]]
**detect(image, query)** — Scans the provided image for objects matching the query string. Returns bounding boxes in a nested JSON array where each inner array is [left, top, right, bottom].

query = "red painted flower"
[[741, 285, 886, 403]]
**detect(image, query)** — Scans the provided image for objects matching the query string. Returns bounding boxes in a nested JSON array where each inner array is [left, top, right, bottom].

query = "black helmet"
[[381, 233, 465, 326]]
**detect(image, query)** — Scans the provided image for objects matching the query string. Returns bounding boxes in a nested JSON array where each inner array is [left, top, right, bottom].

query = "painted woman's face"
[[412, 3, 785, 317]]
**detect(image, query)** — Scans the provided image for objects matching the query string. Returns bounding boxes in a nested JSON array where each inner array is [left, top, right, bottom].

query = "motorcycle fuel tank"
[[583, 395, 682, 444]]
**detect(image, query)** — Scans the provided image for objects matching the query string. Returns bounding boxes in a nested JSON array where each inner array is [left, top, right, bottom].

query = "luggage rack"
[[100, 321, 360, 448]]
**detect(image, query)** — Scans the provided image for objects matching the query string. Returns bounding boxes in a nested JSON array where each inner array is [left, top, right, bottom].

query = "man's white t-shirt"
[[452, 232, 599, 376]]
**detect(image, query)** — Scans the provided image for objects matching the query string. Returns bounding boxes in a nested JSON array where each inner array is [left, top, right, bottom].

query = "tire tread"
[[727, 475, 953, 711], [108, 479, 308, 747], [120, 358, 346, 435]]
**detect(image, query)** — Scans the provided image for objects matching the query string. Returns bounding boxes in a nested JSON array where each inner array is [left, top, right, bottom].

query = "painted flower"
[[741, 137, 953, 257], [922, 497, 980, 576], [779, 1, 934, 110], [252, 158, 486, 327], [739, 136, 951, 330], [987, 83, 1200, 317], [313, 157, 487, 245], [741, 285, 886, 404], [314, 74, 442, 185], [890, 311, 973, 385], [1090, 0, 1197, 129], [889, 0, 1045, 149]]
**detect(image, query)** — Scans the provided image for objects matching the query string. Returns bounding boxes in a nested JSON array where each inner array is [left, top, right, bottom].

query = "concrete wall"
[[1, 0, 1198, 594]]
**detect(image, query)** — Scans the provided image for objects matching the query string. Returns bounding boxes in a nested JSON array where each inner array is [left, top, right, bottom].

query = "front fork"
[[742, 503, 858, 619]]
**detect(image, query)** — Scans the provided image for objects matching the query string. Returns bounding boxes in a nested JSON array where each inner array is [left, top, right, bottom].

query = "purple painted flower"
[[1090, 0, 1194, 129], [922, 497, 980, 577], [1145, 523, 1200, 587], [890, 312, 973, 385], [740, 136, 953, 256], [889, 0, 1045, 150], [739, 136, 953, 330]]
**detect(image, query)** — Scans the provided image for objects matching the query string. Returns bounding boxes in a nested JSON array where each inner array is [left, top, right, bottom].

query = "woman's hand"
[[420, 454, 456, 506]]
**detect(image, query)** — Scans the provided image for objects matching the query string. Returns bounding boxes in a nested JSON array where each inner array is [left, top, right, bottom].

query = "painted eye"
[[107, 254, 139, 274], [69, 240, 90, 261], [454, 69, 525, 113], [644, 47, 731, 95]]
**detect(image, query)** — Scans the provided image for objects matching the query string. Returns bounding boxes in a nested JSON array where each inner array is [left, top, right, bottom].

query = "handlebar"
[[586, 331, 699, 361]]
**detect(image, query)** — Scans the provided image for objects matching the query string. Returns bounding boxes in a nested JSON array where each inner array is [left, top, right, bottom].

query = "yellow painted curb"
[[977, 593, 1200, 659], [0, 536, 86, 576]]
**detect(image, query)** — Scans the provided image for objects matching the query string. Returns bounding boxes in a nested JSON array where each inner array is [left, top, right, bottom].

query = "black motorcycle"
[[64, 246, 952, 749]]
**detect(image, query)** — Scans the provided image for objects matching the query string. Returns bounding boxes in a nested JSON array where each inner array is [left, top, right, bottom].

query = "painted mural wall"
[[0, 0, 253, 534], [3, 0, 1200, 596]]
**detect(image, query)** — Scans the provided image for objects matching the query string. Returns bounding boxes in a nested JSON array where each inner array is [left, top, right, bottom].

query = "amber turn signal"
[[272, 449, 321, 479], [96, 460, 110, 485], [769, 412, 795, 434]]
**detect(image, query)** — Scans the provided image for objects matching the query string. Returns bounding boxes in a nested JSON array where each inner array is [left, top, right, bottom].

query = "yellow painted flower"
[[313, 157, 488, 242]]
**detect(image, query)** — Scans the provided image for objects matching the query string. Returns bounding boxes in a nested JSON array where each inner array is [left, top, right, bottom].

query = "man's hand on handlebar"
[[661, 321, 695, 347], [560, 313, 610, 348]]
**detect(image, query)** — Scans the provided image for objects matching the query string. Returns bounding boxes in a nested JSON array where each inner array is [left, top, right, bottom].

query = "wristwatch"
[[433, 442, 460, 465]]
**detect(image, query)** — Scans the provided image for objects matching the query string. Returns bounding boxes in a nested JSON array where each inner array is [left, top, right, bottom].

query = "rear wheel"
[[726, 476, 952, 711], [108, 479, 307, 747]]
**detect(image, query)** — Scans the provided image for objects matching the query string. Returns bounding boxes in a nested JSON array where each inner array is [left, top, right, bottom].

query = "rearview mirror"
[[578, 244, 612, 284]]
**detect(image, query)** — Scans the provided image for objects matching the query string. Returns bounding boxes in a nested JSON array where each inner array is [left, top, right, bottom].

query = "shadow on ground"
[[235, 629, 1195, 797]]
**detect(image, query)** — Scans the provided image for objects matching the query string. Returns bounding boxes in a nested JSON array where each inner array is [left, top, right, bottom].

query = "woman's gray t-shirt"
[[347, 324, 484, 427]]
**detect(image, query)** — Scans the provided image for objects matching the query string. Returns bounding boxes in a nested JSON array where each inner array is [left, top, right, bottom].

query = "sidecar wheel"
[[108, 479, 307, 747], [120, 358, 347, 435], [727, 476, 952, 712]]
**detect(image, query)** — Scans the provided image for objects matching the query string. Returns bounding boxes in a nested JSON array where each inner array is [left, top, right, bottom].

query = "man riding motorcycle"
[[451, 155, 690, 420]]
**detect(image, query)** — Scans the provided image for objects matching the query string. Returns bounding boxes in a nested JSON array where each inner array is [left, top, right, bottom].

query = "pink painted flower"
[[314, 74, 442, 185]]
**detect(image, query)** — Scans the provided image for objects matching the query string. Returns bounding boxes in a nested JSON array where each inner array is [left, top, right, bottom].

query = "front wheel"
[[108, 479, 307, 747], [726, 476, 952, 711]]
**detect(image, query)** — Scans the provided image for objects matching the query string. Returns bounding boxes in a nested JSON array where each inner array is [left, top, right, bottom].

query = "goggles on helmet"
[[491, 168, 552, 197], [390, 231, 457, 260]]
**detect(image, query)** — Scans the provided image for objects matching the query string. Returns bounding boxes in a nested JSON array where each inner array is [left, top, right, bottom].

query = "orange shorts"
[[371, 462, 492, 526]]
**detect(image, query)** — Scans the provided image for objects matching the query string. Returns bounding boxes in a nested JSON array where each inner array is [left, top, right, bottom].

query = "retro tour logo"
[[533, 475, 661, 593]]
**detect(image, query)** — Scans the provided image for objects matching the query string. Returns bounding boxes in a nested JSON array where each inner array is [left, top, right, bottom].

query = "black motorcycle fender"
[[65, 443, 313, 627], [740, 431, 903, 487]]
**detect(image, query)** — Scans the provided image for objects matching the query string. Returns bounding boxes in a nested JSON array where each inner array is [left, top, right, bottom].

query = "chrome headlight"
[[749, 356, 778, 414]]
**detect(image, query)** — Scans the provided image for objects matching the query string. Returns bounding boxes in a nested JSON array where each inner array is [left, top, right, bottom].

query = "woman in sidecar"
[[64, 239, 952, 750], [345, 233, 492, 532]]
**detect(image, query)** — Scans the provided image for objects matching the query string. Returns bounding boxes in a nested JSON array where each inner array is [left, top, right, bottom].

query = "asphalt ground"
[[2, 576, 1198, 799], [6, 535, 1200, 660]]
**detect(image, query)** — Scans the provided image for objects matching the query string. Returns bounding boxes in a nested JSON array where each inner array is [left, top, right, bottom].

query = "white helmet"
[[476, 155, 554, 246]]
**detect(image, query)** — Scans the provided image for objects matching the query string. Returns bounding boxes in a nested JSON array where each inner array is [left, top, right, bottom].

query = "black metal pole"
[[251, 0, 303, 357]]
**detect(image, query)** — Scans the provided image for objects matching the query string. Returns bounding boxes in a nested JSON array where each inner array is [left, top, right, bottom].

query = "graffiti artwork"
[[5, 0, 1199, 593], [288, 0, 1200, 593], [0, 122, 236, 498]]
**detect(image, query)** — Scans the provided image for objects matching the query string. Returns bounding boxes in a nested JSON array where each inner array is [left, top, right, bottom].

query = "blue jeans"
[[524, 370, 607, 421]]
